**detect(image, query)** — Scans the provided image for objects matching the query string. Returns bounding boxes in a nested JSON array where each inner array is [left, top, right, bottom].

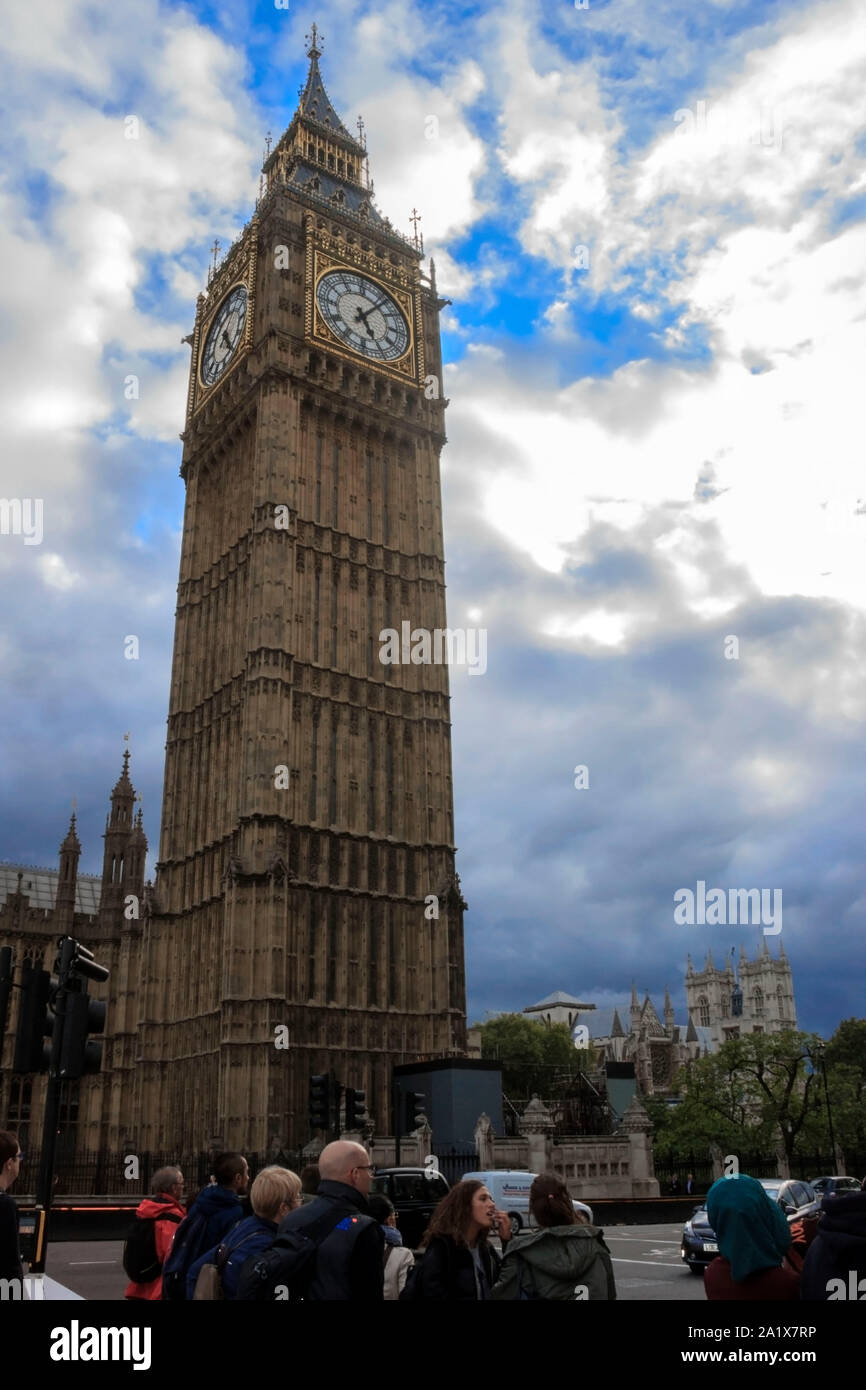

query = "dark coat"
[[801, 1191, 866, 1301], [412, 1234, 501, 1300], [186, 1213, 279, 1300], [491, 1224, 616, 1301], [0, 1189, 23, 1283], [186, 1183, 245, 1252], [276, 1180, 383, 1301]]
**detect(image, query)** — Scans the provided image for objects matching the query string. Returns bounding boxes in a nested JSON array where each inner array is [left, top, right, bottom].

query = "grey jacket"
[[490, 1224, 617, 1301]]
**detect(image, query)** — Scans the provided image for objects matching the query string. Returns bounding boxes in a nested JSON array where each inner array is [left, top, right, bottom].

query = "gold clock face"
[[201, 285, 248, 386], [316, 269, 409, 362]]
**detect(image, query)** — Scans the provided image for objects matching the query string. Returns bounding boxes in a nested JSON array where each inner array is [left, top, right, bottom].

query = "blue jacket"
[[186, 1214, 279, 1299], [187, 1184, 244, 1254]]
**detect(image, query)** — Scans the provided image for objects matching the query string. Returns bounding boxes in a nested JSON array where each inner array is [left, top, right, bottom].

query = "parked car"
[[758, 1178, 821, 1221], [462, 1170, 593, 1237], [681, 1204, 720, 1274], [810, 1175, 862, 1199], [370, 1167, 450, 1250], [680, 1178, 820, 1275]]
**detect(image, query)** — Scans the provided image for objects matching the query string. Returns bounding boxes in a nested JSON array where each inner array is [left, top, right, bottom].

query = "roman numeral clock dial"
[[315, 270, 409, 362], [200, 285, 248, 387]]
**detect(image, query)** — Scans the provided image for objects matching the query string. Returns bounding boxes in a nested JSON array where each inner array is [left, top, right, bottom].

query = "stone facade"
[[134, 40, 466, 1153], [685, 942, 796, 1049]]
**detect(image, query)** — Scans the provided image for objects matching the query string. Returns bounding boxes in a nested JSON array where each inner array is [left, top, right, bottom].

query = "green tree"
[[661, 1030, 828, 1166], [474, 1013, 591, 1097], [820, 1019, 866, 1157]]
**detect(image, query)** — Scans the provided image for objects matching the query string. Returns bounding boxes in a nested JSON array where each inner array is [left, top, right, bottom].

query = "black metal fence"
[[15, 1149, 308, 1199], [654, 1149, 866, 1197], [433, 1146, 480, 1185]]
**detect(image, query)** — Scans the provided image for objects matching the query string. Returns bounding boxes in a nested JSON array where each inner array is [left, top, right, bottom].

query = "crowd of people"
[[120, 1142, 618, 1301], [1, 1128, 865, 1300]]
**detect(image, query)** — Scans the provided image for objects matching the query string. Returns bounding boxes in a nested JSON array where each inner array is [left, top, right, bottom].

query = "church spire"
[[258, 25, 417, 256], [101, 744, 139, 925], [56, 809, 81, 933], [295, 22, 358, 144]]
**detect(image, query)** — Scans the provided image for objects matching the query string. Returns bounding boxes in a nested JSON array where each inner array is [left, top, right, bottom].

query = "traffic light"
[[64, 939, 110, 986], [58, 986, 106, 1078], [404, 1091, 426, 1133], [53, 937, 109, 1079], [308, 1073, 332, 1131], [345, 1087, 368, 1130], [12, 965, 54, 1073]]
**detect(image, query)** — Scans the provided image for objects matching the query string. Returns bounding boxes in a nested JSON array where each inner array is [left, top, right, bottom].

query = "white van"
[[463, 1171, 593, 1237]]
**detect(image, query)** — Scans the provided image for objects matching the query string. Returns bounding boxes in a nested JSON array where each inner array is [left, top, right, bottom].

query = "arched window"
[[7, 1075, 32, 1149], [754, 987, 764, 1017], [776, 985, 785, 1019], [698, 995, 710, 1027]]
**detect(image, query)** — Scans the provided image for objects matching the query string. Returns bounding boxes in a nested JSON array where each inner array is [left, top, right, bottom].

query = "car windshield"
[[836, 1178, 860, 1191]]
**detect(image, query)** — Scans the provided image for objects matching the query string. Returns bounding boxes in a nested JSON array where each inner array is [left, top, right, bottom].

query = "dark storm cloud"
[[443, 468, 866, 1036]]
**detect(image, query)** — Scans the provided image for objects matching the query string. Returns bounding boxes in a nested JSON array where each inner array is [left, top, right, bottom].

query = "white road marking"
[[612, 1257, 686, 1268], [605, 1235, 681, 1243], [67, 1260, 119, 1265]]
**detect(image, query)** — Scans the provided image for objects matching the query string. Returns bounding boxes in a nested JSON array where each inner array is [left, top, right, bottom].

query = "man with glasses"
[[0, 1131, 24, 1287], [271, 1139, 384, 1300]]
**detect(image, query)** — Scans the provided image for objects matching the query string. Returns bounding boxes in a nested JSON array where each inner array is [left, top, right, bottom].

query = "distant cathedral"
[[2, 32, 466, 1158], [521, 941, 797, 1098]]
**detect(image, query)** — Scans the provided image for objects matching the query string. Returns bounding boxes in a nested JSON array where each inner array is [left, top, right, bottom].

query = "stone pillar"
[[620, 1096, 660, 1197], [475, 1113, 494, 1171], [398, 1117, 433, 1168], [519, 1095, 553, 1174]]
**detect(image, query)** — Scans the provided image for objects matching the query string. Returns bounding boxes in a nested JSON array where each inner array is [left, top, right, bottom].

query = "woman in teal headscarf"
[[703, 1173, 801, 1300]]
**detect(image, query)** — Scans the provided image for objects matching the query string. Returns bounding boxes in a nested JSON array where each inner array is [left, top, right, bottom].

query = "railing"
[[653, 1150, 866, 1196], [434, 1146, 480, 1186], [14, 1150, 308, 1199]]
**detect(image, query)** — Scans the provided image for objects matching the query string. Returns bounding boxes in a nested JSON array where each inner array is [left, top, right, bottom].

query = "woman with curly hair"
[[402, 1179, 511, 1300], [491, 1174, 617, 1301]]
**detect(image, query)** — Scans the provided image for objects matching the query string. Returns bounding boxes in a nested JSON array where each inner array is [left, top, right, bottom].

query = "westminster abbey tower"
[[134, 31, 467, 1151]]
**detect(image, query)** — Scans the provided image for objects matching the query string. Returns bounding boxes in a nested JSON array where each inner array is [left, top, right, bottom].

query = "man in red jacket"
[[125, 1167, 187, 1300]]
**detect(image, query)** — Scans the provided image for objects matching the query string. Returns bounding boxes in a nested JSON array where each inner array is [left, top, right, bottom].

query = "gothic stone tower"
[[136, 33, 467, 1152], [685, 941, 796, 1051]]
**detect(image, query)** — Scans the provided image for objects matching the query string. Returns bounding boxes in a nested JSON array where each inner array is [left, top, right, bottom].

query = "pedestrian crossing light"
[[309, 1073, 332, 1131], [55, 937, 109, 1079], [12, 965, 54, 1074], [345, 1087, 368, 1130], [405, 1091, 426, 1133], [58, 987, 106, 1078]]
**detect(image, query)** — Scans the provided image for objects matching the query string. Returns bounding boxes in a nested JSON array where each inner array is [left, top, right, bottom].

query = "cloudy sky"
[[1, 0, 864, 1037]]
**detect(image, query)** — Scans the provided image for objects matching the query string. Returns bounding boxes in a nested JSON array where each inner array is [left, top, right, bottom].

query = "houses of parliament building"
[[0, 32, 468, 1158]]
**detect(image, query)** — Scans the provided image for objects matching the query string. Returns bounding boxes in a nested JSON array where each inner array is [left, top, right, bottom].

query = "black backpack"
[[235, 1204, 352, 1301], [122, 1208, 183, 1284], [160, 1205, 221, 1301]]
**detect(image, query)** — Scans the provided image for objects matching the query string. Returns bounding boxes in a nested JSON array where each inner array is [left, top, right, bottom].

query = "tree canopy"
[[652, 1023, 866, 1165], [473, 1012, 593, 1098]]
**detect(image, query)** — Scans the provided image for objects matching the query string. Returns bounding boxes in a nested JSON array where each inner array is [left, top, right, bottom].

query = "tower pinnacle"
[[305, 21, 323, 59]]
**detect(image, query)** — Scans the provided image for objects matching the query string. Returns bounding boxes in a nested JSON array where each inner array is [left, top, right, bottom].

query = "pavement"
[[38, 1222, 706, 1301]]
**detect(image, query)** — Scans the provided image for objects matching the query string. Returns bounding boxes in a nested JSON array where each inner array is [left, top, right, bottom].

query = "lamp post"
[[806, 1041, 838, 1171]]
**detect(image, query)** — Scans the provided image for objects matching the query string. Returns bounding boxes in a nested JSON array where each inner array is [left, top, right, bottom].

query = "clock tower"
[[135, 29, 467, 1151]]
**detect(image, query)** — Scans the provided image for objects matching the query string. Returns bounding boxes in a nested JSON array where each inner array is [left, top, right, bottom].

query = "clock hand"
[[353, 306, 375, 337], [220, 329, 232, 350]]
